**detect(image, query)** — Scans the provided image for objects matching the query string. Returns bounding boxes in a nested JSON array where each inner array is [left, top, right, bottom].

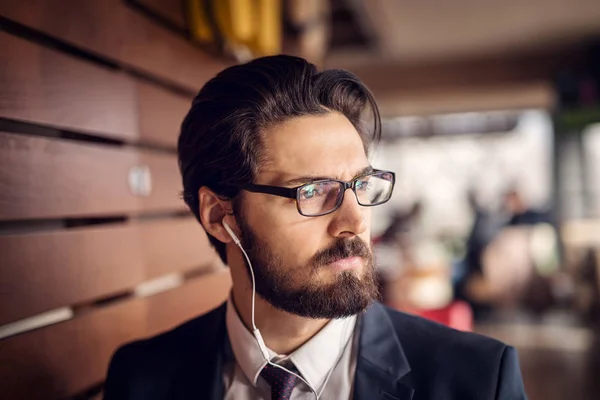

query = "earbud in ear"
[[222, 218, 241, 245]]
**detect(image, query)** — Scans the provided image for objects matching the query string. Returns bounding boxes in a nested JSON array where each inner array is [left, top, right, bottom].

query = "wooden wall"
[[0, 1, 232, 398]]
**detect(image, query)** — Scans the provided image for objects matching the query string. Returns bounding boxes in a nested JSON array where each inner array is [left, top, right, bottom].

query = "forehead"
[[257, 112, 369, 184]]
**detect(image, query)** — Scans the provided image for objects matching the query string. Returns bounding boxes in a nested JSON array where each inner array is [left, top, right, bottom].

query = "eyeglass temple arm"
[[243, 183, 297, 199]]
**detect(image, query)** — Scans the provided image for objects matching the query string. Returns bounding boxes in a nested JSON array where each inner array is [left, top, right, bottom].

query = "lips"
[[327, 256, 363, 271]]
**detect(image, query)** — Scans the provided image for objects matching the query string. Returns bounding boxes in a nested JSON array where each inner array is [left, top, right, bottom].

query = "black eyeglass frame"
[[241, 169, 395, 217]]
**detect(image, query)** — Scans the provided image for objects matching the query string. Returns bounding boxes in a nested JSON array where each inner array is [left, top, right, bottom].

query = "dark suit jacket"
[[103, 302, 527, 400]]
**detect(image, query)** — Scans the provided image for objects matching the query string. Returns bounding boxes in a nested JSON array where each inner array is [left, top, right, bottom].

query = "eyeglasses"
[[242, 169, 395, 217]]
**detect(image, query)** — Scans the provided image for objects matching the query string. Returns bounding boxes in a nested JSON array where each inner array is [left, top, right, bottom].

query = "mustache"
[[312, 237, 372, 267]]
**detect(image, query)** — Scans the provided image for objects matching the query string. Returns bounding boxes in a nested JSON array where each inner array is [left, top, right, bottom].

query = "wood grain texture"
[[0, 32, 192, 146], [0, 218, 218, 325], [0, 270, 232, 399], [144, 269, 231, 335], [135, 0, 187, 30], [0, 32, 137, 141], [0, 0, 229, 91], [0, 132, 185, 220], [136, 80, 192, 148]]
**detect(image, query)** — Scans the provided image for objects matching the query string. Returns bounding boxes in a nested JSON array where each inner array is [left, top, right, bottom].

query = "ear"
[[198, 186, 236, 243]]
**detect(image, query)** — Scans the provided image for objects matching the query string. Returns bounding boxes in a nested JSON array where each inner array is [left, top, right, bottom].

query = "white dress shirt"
[[223, 297, 359, 399]]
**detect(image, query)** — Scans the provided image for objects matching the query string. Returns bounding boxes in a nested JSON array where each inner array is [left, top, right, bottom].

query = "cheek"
[[245, 202, 321, 258], [268, 224, 327, 265], [362, 212, 372, 240]]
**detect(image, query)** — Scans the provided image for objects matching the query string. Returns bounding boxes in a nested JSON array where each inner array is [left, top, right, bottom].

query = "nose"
[[327, 188, 368, 238]]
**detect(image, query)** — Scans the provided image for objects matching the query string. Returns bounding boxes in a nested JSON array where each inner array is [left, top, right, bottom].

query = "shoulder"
[[113, 302, 225, 364], [379, 304, 525, 398], [382, 304, 506, 355], [103, 303, 226, 399]]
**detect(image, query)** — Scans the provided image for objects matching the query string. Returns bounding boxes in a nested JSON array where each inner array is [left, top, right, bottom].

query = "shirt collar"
[[225, 296, 356, 391]]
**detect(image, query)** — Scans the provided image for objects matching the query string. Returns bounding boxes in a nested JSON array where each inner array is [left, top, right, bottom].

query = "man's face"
[[236, 112, 379, 319]]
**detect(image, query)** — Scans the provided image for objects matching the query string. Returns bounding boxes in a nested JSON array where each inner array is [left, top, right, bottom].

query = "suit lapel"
[[353, 303, 414, 400], [164, 301, 413, 400], [169, 303, 227, 400]]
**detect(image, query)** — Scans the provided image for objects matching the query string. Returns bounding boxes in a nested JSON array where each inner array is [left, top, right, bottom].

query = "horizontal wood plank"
[[0, 218, 219, 325], [0, 0, 229, 91], [0, 32, 137, 141], [135, 0, 187, 30], [0, 271, 232, 399], [0, 132, 185, 220], [0, 32, 193, 146], [136, 80, 192, 148], [144, 269, 231, 335]]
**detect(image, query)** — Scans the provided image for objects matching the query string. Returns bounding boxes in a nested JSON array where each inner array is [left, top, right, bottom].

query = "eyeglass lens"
[[297, 172, 394, 216]]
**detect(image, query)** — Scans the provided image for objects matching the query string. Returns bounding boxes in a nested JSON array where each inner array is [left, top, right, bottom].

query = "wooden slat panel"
[[0, 218, 219, 325], [135, 0, 187, 30], [145, 270, 231, 335], [0, 132, 185, 220], [0, 32, 137, 141], [0, 0, 229, 91], [0, 271, 232, 399], [136, 80, 191, 148], [0, 31, 192, 147]]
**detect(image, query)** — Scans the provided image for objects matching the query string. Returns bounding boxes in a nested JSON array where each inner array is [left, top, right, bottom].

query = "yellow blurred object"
[[230, 0, 254, 41], [186, 0, 214, 43], [186, 0, 281, 58], [255, 0, 281, 57]]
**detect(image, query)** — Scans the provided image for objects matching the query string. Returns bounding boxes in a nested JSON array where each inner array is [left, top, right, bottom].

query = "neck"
[[231, 280, 329, 355]]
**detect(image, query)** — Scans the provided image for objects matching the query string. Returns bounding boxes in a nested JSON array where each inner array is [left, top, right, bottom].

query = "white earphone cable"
[[223, 220, 319, 400]]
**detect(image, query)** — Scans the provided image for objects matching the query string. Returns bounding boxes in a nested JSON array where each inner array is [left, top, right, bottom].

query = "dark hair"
[[178, 55, 381, 263]]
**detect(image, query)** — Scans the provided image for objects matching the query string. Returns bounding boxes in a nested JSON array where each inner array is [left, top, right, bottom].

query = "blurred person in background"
[[455, 188, 556, 318], [454, 190, 506, 317], [104, 55, 527, 400], [503, 189, 552, 227]]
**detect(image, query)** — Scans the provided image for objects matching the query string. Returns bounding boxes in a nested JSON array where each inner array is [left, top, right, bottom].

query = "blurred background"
[[0, 1, 599, 399]]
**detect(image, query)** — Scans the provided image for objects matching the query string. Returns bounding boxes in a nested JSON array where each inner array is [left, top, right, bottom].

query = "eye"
[[300, 184, 322, 200], [355, 179, 372, 191]]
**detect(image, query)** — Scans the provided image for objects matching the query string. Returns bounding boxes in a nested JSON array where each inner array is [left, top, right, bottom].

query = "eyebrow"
[[281, 166, 374, 186]]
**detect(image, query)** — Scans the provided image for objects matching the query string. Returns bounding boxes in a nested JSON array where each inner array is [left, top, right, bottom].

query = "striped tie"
[[260, 363, 301, 400]]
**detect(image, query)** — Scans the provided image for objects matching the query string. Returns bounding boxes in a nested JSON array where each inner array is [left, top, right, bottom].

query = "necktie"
[[260, 363, 301, 400]]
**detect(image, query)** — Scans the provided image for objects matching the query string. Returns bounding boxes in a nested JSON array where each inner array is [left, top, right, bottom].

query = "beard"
[[237, 218, 380, 319]]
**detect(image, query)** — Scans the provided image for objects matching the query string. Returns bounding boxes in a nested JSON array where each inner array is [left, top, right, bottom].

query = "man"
[[104, 55, 527, 400]]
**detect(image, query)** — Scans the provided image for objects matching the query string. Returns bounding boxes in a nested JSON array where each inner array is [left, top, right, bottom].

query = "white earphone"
[[222, 218, 319, 399], [222, 219, 241, 246]]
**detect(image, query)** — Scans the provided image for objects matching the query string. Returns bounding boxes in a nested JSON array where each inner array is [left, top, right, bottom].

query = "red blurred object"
[[408, 301, 474, 332]]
